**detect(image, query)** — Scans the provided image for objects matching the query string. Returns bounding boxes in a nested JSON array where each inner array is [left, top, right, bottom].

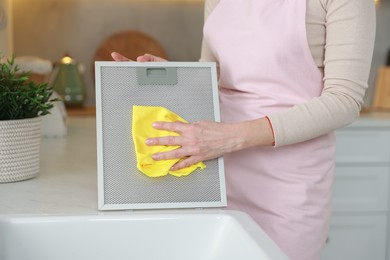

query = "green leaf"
[[0, 54, 58, 120]]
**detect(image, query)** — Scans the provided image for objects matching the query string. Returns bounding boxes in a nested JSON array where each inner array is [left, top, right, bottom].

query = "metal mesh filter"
[[95, 62, 226, 210]]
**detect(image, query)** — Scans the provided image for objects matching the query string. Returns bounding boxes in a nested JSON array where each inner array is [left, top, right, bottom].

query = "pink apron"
[[203, 1, 335, 259]]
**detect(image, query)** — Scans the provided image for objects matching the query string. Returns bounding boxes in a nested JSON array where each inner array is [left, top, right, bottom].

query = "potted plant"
[[0, 55, 56, 183]]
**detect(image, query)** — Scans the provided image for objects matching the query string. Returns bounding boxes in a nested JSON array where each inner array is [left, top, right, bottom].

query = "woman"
[[112, 0, 375, 258]]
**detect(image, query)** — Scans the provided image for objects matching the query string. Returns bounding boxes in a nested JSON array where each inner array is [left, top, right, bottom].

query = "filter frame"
[[95, 61, 226, 210]]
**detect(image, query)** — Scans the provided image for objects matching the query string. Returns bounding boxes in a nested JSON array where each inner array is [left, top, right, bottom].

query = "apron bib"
[[203, 1, 335, 259]]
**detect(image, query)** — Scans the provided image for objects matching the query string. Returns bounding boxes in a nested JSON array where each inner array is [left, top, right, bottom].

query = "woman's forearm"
[[235, 118, 275, 150]]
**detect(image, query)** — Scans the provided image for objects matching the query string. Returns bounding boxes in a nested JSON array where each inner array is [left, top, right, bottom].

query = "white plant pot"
[[0, 117, 42, 183]]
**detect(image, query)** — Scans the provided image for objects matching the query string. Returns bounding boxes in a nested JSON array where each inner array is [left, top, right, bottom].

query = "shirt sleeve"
[[267, 0, 376, 146]]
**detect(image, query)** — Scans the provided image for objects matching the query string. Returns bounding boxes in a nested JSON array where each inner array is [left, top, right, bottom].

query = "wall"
[[369, 1, 390, 105], [10, 0, 390, 107], [12, 0, 205, 105], [0, 0, 13, 58]]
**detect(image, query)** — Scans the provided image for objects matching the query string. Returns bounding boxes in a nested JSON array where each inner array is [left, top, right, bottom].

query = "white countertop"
[[0, 117, 98, 215]]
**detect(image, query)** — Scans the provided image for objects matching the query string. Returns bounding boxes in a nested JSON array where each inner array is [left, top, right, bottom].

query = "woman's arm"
[[268, 0, 376, 146], [200, 0, 376, 147]]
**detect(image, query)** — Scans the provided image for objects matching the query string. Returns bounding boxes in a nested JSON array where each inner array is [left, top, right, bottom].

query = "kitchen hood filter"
[[95, 62, 226, 210]]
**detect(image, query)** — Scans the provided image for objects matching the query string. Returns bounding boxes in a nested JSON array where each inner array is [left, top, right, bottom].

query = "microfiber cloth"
[[132, 105, 206, 178]]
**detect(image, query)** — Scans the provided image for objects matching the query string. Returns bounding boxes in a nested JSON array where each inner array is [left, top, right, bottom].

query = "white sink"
[[0, 210, 288, 260]]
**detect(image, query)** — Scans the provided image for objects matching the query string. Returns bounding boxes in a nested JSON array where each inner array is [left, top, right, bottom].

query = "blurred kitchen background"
[[0, 0, 389, 107]]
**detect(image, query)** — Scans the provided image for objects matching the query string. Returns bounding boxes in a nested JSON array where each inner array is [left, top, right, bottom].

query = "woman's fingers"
[[111, 52, 167, 62], [151, 147, 189, 161], [171, 156, 202, 171], [152, 121, 187, 133], [146, 135, 181, 146], [111, 52, 133, 61], [137, 53, 168, 62]]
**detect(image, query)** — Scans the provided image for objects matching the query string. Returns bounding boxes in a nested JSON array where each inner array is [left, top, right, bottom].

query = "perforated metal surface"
[[95, 62, 226, 210]]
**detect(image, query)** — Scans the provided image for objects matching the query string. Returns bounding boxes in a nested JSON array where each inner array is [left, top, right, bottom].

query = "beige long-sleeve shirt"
[[200, 0, 376, 146]]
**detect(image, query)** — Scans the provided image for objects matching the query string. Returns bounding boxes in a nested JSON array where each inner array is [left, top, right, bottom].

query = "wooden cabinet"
[[321, 116, 390, 260]]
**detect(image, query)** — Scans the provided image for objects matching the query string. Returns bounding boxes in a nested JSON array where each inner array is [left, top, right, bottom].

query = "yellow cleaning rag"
[[132, 105, 206, 177]]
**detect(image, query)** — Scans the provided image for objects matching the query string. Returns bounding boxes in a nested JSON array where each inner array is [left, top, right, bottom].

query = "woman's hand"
[[146, 120, 243, 171], [145, 118, 274, 171], [111, 52, 167, 62]]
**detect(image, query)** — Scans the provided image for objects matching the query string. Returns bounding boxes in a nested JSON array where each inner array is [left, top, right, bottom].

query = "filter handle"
[[137, 67, 177, 85]]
